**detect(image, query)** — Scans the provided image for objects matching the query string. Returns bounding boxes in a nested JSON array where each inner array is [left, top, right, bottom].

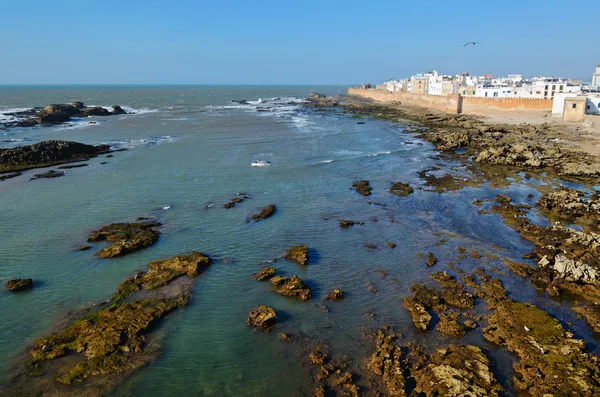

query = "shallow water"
[[1, 86, 597, 396]]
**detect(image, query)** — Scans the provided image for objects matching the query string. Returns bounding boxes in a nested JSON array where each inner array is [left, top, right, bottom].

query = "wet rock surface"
[[324, 289, 344, 301], [304, 93, 339, 108], [410, 344, 502, 396], [30, 170, 65, 180], [5, 278, 33, 292], [246, 305, 277, 330], [270, 275, 312, 300], [1, 102, 128, 130], [285, 245, 309, 265], [253, 266, 276, 281], [87, 221, 161, 258], [352, 180, 372, 196], [0, 140, 111, 173], [3, 251, 210, 395], [367, 327, 406, 396], [251, 204, 276, 220], [339, 220, 363, 228], [223, 193, 250, 209], [389, 182, 414, 197], [425, 252, 437, 267]]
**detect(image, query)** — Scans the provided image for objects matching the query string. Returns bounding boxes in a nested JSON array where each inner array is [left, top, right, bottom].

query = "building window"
[[552, 85, 556, 90], [545, 85, 549, 90], [473, 91, 476, 95], [572, 104, 577, 109], [560, 85, 564, 91], [536, 91, 541, 94]]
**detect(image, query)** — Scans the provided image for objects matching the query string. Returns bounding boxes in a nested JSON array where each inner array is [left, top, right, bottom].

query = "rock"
[[436, 310, 467, 336], [246, 305, 276, 330], [0, 171, 21, 181], [352, 180, 372, 196], [5, 278, 33, 291], [223, 201, 235, 209], [367, 328, 406, 395], [304, 93, 339, 107], [339, 220, 363, 228], [87, 221, 161, 258], [285, 245, 309, 265], [57, 163, 88, 169], [39, 110, 71, 125], [324, 289, 344, 301], [368, 285, 377, 293], [114, 252, 211, 301], [78, 245, 91, 251], [30, 170, 65, 180], [253, 266, 276, 281], [309, 346, 329, 365], [252, 204, 276, 220], [386, 242, 396, 248], [80, 106, 111, 117], [423, 131, 471, 151], [270, 275, 311, 300], [111, 105, 127, 115], [389, 182, 414, 197], [0, 140, 111, 173], [426, 252, 437, 267], [279, 333, 295, 342], [403, 296, 432, 330], [411, 345, 502, 396], [430, 272, 474, 308], [365, 243, 377, 249]]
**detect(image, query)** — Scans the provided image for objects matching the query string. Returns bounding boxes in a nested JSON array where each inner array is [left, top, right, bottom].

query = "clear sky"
[[2, 0, 598, 85]]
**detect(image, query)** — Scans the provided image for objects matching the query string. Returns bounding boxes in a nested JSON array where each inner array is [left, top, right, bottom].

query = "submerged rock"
[[252, 204, 276, 220], [88, 221, 161, 258], [246, 305, 276, 330], [352, 180, 372, 196], [270, 275, 312, 300], [30, 170, 65, 180], [324, 289, 344, 301], [253, 266, 276, 281], [0, 140, 111, 173], [285, 245, 309, 265], [425, 252, 437, 267], [389, 182, 414, 197], [339, 220, 363, 228], [5, 278, 33, 292]]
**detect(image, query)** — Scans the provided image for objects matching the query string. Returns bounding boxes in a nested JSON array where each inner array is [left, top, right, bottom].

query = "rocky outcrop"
[[403, 296, 432, 330], [0, 140, 111, 173], [11, 251, 210, 392], [352, 180, 372, 196], [285, 245, 309, 265], [252, 204, 276, 220], [30, 170, 65, 180], [270, 275, 312, 300], [324, 289, 344, 301], [389, 182, 414, 197], [425, 252, 437, 267], [223, 193, 250, 209], [246, 305, 276, 330], [88, 221, 161, 258], [430, 272, 474, 309], [536, 188, 600, 232], [423, 131, 471, 151], [253, 266, 276, 281], [367, 328, 406, 396], [3, 102, 128, 129], [411, 345, 502, 397], [5, 278, 33, 292], [304, 93, 339, 108]]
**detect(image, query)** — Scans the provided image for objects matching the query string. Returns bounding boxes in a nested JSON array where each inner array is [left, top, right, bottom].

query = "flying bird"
[[463, 41, 482, 47]]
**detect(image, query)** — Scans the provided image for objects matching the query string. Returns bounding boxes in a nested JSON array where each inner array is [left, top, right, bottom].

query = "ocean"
[[1, 86, 596, 396]]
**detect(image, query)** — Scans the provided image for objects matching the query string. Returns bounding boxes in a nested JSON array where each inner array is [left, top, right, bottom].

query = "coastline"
[[2, 88, 600, 396]]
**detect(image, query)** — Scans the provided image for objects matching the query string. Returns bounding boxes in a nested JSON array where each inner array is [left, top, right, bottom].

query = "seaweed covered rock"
[[352, 180, 372, 196], [475, 143, 556, 169], [114, 252, 211, 303], [252, 204, 276, 221], [436, 310, 467, 336], [536, 187, 600, 232], [285, 245, 309, 265], [324, 289, 344, 301], [253, 266, 276, 281], [0, 140, 111, 173], [88, 221, 161, 258], [423, 131, 471, 151], [31, 295, 189, 385], [246, 305, 276, 330], [430, 272, 474, 309], [411, 345, 502, 396], [270, 275, 312, 300], [425, 252, 437, 267], [339, 220, 363, 228], [367, 328, 406, 396], [5, 278, 33, 292], [403, 297, 432, 330], [389, 182, 414, 197]]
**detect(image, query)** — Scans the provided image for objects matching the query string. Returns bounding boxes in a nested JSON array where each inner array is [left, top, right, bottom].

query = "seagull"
[[463, 41, 482, 47]]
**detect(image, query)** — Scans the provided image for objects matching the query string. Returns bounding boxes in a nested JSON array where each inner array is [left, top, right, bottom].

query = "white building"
[[552, 93, 600, 116], [593, 65, 600, 87]]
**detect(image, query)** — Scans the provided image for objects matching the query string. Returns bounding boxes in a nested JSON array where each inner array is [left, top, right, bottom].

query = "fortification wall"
[[347, 87, 460, 113], [461, 97, 552, 114]]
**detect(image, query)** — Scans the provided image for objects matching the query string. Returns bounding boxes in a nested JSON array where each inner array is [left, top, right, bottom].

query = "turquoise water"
[[1, 86, 597, 396]]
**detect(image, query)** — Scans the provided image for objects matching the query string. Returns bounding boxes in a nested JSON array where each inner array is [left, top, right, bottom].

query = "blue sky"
[[1, 0, 598, 84]]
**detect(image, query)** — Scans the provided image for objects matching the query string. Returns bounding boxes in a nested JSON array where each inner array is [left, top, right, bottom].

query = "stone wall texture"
[[348, 87, 553, 115]]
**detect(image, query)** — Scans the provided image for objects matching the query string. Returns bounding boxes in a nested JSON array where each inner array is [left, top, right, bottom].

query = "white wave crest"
[[106, 135, 177, 149]]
